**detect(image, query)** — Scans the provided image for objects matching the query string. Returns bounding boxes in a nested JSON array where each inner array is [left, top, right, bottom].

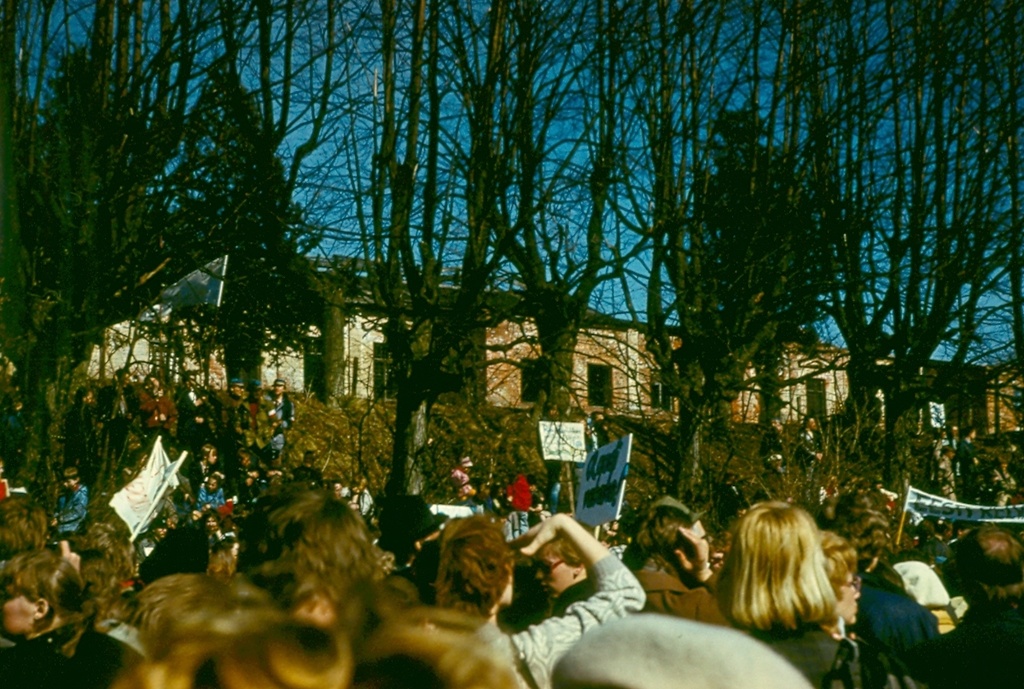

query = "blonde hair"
[[820, 530, 857, 594], [111, 615, 351, 689], [131, 574, 273, 657], [536, 536, 584, 568], [716, 502, 836, 632]]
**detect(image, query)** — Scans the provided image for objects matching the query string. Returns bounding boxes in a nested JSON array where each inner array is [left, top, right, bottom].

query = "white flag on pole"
[[109, 436, 187, 540]]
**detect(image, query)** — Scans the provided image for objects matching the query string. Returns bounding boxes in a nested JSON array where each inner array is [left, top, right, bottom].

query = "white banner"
[[539, 421, 588, 463], [575, 435, 631, 527], [109, 436, 187, 540], [904, 485, 1024, 524]]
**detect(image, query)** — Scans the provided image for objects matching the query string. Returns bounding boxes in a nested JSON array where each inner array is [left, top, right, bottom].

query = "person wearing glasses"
[[534, 537, 595, 618]]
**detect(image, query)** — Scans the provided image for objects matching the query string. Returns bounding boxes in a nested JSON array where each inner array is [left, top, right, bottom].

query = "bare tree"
[[807, 0, 1012, 479], [322, 0, 521, 495]]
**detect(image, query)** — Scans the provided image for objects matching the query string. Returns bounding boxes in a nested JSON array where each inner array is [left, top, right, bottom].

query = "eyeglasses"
[[539, 559, 564, 574], [844, 575, 862, 592]]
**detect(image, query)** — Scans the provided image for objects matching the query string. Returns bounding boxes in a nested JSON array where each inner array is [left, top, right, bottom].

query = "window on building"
[[806, 378, 826, 420], [373, 342, 396, 400], [650, 372, 673, 411], [588, 363, 613, 408], [520, 359, 545, 404]]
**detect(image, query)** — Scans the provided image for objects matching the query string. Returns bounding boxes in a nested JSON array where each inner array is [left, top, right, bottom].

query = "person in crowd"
[[175, 372, 215, 460], [129, 573, 271, 658], [219, 377, 250, 458], [234, 447, 266, 506], [990, 450, 1018, 507], [350, 478, 374, 520], [534, 536, 595, 618], [820, 490, 939, 662], [450, 456, 474, 502], [715, 502, 844, 687], [188, 443, 220, 495], [893, 560, 958, 634], [236, 487, 388, 630], [137, 520, 211, 585], [196, 473, 227, 514], [795, 416, 824, 468], [266, 378, 295, 461], [934, 444, 958, 500], [54, 465, 90, 536], [0, 548, 139, 688], [910, 518, 951, 567], [820, 530, 860, 639], [621, 496, 727, 626], [291, 450, 323, 489], [75, 522, 143, 656], [952, 426, 978, 502], [0, 493, 49, 563], [551, 615, 813, 689], [245, 380, 274, 459], [376, 494, 447, 605], [112, 610, 352, 689], [795, 417, 824, 504], [200, 508, 227, 546], [760, 417, 787, 475], [354, 606, 520, 689], [434, 513, 645, 689], [207, 537, 240, 583], [0, 392, 28, 483], [504, 473, 532, 540], [906, 524, 1024, 687], [96, 369, 138, 471], [137, 374, 177, 439]]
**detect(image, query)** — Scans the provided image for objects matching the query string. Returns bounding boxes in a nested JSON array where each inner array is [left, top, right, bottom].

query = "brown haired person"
[[906, 524, 1024, 688], [622, 496, 727, 626], [435, 513, 645, 689], [0, 549, 139, 688], [534, 537, 595, 619], [236, 487, 388, 630]]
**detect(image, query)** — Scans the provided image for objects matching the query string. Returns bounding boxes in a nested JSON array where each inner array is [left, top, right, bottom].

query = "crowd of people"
[[0, 452, 1022, 687], [1, 373, 1024, 688]]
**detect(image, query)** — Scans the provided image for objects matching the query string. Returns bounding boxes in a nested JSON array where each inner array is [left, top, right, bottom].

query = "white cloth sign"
[[904, 485, 1024, 524]]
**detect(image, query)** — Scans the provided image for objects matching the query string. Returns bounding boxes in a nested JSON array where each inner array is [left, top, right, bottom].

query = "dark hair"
[[953, 524, 1024, 609], [623, 504, 698, 572]]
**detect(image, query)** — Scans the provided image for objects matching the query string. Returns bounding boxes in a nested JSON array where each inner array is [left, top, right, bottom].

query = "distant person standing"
[[954, 426, 979, 503], [795, 416, 824, 503], [53, 466, 89, 536], [266, 378, 295, 461], [760, 417, 786, 475]]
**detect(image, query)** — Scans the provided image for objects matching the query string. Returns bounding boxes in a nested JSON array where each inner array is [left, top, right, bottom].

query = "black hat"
[[376, 495, 447, 555]]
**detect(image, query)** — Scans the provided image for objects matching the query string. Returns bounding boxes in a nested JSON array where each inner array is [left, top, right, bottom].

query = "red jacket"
[[507, 474, 532, 512]]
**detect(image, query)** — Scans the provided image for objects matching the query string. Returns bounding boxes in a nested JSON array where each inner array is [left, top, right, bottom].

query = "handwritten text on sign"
[[575, 435, 631, 526]]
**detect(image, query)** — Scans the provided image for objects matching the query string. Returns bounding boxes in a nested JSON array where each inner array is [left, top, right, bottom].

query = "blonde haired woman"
[[716, 502, 843, 687]]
